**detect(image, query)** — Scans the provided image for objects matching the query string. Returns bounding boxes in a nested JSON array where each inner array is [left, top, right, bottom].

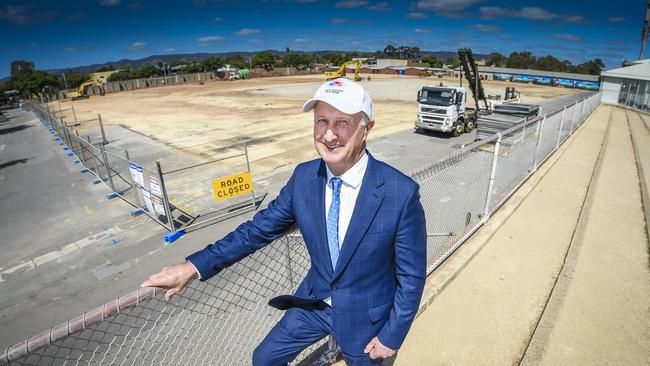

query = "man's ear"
[[365, 119, 375, 139]]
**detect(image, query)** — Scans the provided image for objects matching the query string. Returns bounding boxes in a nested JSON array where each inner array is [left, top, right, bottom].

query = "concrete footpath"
[[391, 105, 650, 365]]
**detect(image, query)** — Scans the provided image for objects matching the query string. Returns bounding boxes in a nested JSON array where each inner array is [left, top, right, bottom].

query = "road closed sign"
[[212, 172, 254, 201]]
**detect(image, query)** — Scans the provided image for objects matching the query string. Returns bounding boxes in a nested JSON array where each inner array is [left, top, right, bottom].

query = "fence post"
[[243, 142, 257, 210], [569, 101, 578, 133], [75, 131, 86, 165], [483, 134, 502, 221], [71, 104, 78, 124], [98, 113, 107, 145], [556, 106, 566, 149], [532, 117, 545, 172], [125, 150, 142, 209], [156, 161, 176, 232], [86, 136, 100, 175], [100, 143, 116, 192]]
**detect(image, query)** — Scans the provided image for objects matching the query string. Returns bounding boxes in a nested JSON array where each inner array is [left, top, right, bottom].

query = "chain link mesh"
[[6, 94, 603, 365]]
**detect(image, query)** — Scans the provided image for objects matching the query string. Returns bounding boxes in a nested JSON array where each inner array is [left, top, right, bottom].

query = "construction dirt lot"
[[52, 74, 577, 177]]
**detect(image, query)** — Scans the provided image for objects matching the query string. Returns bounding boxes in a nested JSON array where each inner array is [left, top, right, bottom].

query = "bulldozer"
[[323, 60, 363, 81], [67, 78, 106, 100]]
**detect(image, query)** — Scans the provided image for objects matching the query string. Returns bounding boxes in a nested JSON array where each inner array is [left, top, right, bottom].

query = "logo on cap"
[[328, 80, 343, 87]]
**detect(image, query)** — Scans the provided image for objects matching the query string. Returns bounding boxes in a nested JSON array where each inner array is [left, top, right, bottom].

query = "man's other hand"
[[140, 263, 198, 300], [364, 336, 396, 360]]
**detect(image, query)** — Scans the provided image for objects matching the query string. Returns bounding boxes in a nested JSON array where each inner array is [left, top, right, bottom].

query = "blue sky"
[[0, 0, 645, 78]]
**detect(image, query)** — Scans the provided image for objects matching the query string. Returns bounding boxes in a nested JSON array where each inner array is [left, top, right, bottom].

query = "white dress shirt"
[[325, 152, 369, 249]]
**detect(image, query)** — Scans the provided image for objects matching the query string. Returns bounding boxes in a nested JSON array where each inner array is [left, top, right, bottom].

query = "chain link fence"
[[21, 100, 257, 235], [5, 93, 602, 365]]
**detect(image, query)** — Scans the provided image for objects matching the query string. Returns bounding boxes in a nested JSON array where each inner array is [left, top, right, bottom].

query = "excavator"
[[68, 77, 106, 100], [323, 60, 363, 81]]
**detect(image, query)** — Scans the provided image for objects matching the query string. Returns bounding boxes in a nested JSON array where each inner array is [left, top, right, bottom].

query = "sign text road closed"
[[212, 172, 254, 201]]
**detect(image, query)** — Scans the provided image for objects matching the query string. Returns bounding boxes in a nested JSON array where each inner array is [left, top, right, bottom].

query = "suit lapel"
[[331, 154, 384, 283], [307, 160, 333, 278]]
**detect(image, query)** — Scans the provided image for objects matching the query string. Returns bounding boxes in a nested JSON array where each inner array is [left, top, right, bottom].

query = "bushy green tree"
[[421, 56, 443, 68], [252, 51, 275, 69], [225, 55, 247, 69], [201, 56, 222, 71], [505, 51, 536, 69], [487, 52, 506, 67], [64, 72, 91, 88]]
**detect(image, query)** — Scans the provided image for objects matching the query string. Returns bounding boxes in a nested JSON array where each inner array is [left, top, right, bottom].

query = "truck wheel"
[[452, 122, 464, 137], [465, 119, 475, 132]]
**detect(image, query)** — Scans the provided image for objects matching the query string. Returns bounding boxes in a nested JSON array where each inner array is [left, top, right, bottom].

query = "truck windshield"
[[420, 89, 454, 106]]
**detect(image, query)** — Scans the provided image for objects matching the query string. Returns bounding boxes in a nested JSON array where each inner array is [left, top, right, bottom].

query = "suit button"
[[331, 285, 336, 290]]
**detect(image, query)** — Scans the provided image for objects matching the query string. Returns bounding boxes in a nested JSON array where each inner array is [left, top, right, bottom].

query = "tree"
[[225, 55, 247, 69], [10, 60, 35, 79], [201, 56, 222, 71], [281, 53, 314, 67], [95, 65, 115, 72], [9, 60, 60, 97], [421, 56, 443, 68], [383, 44, 396, 58], [252, 51, 275, 69], [571, 58, 604, 75], [505, 51, 536, 69], [535, 55, 566, 72], [487, 52, 505, 67], [446, 57, 460, 68], [64, 72, 91, 89]]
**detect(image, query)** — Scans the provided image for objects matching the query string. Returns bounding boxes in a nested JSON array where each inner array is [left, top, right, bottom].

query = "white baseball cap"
[[302, 78, 373, 120]]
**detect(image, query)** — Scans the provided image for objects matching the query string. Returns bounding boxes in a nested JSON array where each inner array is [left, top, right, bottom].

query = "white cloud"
[[608, 16, 625, 22], [404, 12, 427, 19], [294, 38, 311, 42], [334, 0, 367, 8], [367, 2, 390, 11], [479, 6, 587, 23], [164, 47, 177, 52], [99, 0, 121, 6], [417, 0, 485, 18], [197, 35, 226, 43], [64, 47, 77, 52], [212, 16, 223, 22], [414, 28, 431, 33], [554, 33, 584, 42], [468, 24, 502, 33], [330, 17, 349, 24], [129, 41, 147, 50], [236, 28, 261, 35]]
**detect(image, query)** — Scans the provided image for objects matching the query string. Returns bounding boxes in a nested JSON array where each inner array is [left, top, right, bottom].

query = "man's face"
[[313, 101, 374, 175]]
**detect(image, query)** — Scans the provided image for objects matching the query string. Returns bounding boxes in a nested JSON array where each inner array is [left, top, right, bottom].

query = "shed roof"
[[469, 66, 600, 82], [601, 59, 650, 82]]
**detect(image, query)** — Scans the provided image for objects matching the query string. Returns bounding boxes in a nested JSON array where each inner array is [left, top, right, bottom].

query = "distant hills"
[[42, 49, 487, 75]]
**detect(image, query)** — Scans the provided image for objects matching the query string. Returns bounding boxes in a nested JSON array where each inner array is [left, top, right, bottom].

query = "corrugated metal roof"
[[470, 66, 600, 82], [601, 60, 650, 81]]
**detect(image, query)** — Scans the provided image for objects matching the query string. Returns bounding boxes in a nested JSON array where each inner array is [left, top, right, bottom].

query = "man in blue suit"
[[142, 78, 427, 365]]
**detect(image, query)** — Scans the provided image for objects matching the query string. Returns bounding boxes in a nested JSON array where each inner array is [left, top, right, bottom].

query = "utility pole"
[[62, 72, 68, 90], [641, 0, 650, 59]]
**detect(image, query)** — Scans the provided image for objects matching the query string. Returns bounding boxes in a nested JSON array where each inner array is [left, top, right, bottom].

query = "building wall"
[[601, 77, 622, 104], [376, 59, 408, 68]]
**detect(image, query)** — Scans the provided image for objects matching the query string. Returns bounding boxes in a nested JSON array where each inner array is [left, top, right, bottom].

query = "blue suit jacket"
[[187, 152, 427, 352]]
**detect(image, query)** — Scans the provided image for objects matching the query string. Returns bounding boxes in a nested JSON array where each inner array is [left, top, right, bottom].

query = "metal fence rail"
[[4, 92, 602, 365]]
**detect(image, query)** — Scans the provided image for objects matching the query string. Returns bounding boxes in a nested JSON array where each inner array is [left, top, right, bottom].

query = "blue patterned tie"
[[327, 177, 342, 270]]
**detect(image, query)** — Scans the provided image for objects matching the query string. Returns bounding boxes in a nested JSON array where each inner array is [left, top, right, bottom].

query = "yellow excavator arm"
[[324, 60, 362, 81], [68, 79, 106, 99]]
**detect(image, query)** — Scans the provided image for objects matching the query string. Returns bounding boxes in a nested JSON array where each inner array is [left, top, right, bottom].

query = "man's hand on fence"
[[364, 336, 396, 360], [140, 263, 198, 300]]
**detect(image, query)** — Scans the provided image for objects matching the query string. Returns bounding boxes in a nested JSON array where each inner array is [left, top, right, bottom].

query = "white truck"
[[415, 86, 476, 136]]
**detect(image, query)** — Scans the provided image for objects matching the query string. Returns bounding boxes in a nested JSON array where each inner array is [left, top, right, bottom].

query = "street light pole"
[[62, 72, 68, 90]]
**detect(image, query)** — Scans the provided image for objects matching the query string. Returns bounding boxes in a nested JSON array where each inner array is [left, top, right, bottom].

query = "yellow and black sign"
[[212, 172, 254, 201]]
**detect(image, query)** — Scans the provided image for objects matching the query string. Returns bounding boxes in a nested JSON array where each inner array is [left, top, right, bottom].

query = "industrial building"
[[600, 59, 650, 111]]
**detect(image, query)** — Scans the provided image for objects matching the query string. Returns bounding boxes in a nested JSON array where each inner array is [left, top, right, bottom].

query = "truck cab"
[[415, 86, 474, 136]]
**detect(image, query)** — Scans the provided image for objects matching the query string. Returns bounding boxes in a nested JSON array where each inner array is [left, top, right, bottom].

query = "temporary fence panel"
[[161, 146, 256, 230], [5, 93, 603, 366]]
